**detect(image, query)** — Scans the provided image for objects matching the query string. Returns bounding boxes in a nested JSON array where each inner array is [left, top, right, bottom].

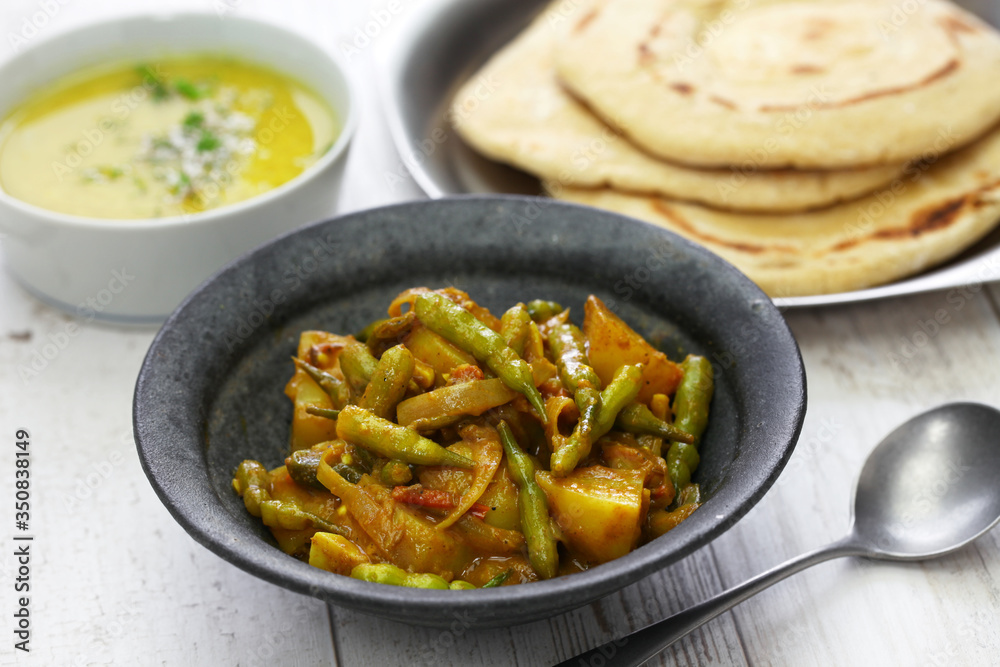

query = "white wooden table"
[[2, 1, 999, 665]]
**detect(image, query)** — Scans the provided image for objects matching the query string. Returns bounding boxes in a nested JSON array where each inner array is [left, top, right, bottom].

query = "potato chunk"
[[309, 533, 371, 575], [535, 466, 646, 564], [583, 296, 683, 403]]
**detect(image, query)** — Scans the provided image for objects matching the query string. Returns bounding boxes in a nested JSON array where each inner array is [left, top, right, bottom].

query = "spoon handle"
[[556, 537, 864, 667]]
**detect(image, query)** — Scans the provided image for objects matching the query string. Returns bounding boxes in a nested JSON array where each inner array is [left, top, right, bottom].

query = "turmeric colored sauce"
[[0, 56, 337, 219]]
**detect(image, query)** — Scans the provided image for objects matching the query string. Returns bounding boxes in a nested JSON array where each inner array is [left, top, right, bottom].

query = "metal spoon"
[[558, 402, 1000, 667]]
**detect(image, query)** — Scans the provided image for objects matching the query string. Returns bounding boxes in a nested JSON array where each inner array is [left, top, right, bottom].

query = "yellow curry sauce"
[[0, 57, 338, 219]]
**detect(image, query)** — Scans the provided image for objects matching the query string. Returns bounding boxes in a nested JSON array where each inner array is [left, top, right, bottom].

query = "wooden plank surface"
[[2, 1, 1000, 666]]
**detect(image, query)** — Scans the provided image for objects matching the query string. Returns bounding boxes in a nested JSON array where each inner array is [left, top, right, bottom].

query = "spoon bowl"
[[852, 402, 1000, 559], [562, 402, 1000, 667]]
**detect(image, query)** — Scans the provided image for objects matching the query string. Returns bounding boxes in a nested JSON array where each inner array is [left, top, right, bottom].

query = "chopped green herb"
[[137, 64, 169, 101], [100, 166, 125, 180], [482, 569, 513, 588], [174, 78, 204, 100], [81, 165, 126, 183], [182, 111, 204, 129], [168, 171, 192, 196], [196, 131, 221, 152]]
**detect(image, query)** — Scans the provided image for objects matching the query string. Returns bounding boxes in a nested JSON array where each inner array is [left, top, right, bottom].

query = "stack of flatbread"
[[450, 0, 1000, 297]]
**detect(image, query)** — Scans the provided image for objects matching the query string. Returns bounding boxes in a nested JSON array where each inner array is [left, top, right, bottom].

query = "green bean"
[[679, 483, 701, 506], [232, 460, 271, 515], [549, 324, 601, 395], [549, 323, 603, 463], [615, 403, 694, 444], [593, 364, 645, 440], [499, 303, 532, 357], [666, 441, 700, 489], [481, 568, 513, 588], [332, 463, 364, 484], [295, 416, 374, 476], [292, 357, 349, 408], [414, 293, 547, 421], [285, 449, 327, 490], [525, 299, 564, 322], [673, 355, 714, 446], [305, 405, 340, 420], [350, 563, 450, 589], [359, 344, 414, 420], [550, 364, 644, 475], [364, 311, 417, 356], [339, 341, 379, 400], [336, 404, 474, 469], [666, 355, 714, 491], [232, 460, 346, 534], [497, 421, 558, 580]]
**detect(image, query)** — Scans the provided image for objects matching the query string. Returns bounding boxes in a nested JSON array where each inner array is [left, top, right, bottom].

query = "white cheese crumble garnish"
[[137, 92, 258, 205]]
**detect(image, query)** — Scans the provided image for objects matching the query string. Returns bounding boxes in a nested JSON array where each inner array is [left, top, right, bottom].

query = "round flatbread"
[[551, 122, 1000, 297], [450, 1, 904, 212], [555, 0, 1000, 169]]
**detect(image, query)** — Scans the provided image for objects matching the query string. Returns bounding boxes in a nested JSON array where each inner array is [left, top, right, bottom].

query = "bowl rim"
[[133, 195, 807, 625], [0, 10, 359, 230]]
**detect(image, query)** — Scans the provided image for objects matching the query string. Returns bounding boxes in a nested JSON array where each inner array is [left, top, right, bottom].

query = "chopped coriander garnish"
[[182, 111, 205, 129], [137, 92, 258, 204], [196, 131, 221, 152], [137, 64, 169, 101], [168, 171, 192, 196], [81, 165, 127, 184], [174, 78, 204, 100]]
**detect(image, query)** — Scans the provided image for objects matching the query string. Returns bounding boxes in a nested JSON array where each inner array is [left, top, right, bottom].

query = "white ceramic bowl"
[[0, 13, 357, 324]]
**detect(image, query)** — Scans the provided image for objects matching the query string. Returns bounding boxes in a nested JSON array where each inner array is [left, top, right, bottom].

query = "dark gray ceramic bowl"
[[133, 196, 806, 629]]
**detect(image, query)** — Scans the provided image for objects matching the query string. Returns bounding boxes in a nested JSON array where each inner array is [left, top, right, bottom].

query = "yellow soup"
[[0, 57, 338, 219]]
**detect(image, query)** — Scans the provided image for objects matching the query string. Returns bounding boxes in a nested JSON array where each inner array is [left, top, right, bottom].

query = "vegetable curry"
[[233, 288, 713, 589]]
